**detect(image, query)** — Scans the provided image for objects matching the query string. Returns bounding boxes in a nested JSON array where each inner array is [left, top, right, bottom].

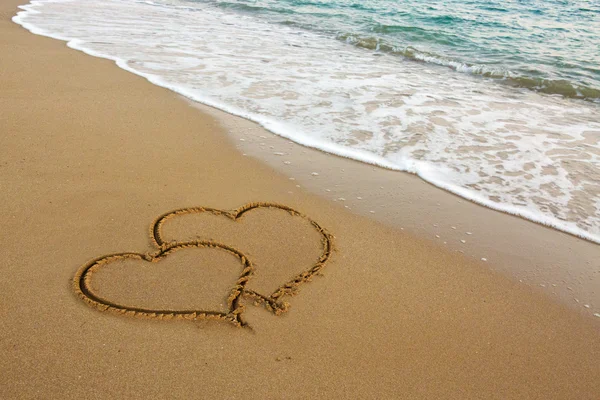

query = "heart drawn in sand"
[[73, 203, 333, 328]]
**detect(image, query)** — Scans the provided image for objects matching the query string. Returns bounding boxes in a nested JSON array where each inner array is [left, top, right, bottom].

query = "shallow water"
[[203, 0, 600, 102], [14, 0, 600, 242]]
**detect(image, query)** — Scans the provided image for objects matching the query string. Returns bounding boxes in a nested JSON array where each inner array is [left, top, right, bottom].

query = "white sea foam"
[[13, 0, 600, 243]]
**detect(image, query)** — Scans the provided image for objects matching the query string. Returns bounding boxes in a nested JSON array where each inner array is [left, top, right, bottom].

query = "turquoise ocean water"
[[206, 0, 600, 101], [13, 0, 600, 242]]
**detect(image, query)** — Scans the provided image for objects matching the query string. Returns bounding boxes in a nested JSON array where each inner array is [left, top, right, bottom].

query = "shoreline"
[[2, 0, 600, 398], [10, 0, 600, 317], [196, 100, 600, 318], [12, 0, 600, 247]]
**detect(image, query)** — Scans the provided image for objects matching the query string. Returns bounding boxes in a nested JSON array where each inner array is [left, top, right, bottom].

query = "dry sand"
[[1, 1, 599, 398]]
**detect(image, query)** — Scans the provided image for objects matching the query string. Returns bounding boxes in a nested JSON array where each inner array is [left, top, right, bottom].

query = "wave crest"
[[337, 32, 600, 102]]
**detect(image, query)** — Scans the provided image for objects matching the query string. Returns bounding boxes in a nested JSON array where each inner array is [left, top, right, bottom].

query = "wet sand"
[[1, 1, 599, 398], [202, 102, 600, 316]]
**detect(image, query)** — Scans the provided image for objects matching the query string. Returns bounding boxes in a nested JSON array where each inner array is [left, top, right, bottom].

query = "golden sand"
[[1, 1, 599, 398]]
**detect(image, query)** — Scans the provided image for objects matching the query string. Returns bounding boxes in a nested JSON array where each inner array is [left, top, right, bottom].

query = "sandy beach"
[[1, 0, 600, 398]]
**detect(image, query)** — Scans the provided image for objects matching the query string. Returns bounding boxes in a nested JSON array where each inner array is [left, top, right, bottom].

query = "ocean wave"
[[213, 1, 294, 15], [337, 32, 600, 102]]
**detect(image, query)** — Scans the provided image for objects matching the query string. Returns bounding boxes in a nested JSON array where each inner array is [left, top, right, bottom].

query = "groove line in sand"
[[74, 202, 334, 328]]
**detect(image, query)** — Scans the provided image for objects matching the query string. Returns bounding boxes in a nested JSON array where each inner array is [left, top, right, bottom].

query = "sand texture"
[[1, 1, 600, 398]]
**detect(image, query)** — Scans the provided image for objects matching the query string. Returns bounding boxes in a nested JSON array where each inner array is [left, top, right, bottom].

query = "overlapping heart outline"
[[73, 202, 334, 328]]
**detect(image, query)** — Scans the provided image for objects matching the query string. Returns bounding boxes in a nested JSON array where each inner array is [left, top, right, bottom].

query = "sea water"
[[13, 0, 600, 242]]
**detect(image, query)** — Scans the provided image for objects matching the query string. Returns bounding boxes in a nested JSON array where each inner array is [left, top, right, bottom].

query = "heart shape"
[[151, 203, 333, 315], [73, 202, 333, 328], [74, 241, 253, 327]]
